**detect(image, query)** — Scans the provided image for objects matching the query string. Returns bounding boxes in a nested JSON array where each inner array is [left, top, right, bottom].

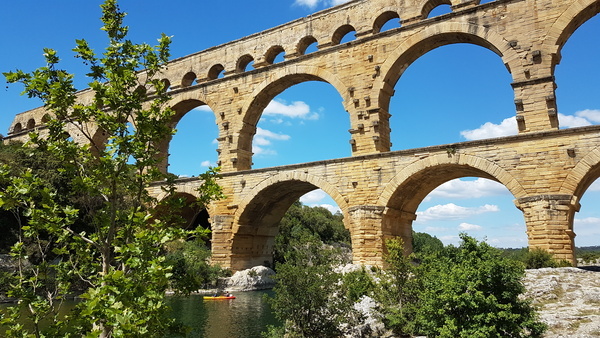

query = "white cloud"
[[293, 0, 350, 9], [558, 113, 592, 128], [264, 99, 319, 120], [429, 178, 510, 199], [458, 222, 482, 231], [572, 109, 600, 123], [460, 117, 517, 140], [192, 105, 213, 113], [294, 0, 320, 8], [252, 127, 291, 156], [318, 203, 341, 214], [573, 217, 600, 246], [200, 160, 216, 167], [416, 203, 499, 222], [300, 190, 341, 214], [300, 189, 327, 204], [460, 109, 600, 141]]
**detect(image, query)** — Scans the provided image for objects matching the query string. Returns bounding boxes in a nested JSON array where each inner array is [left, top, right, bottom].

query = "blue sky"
[[1, 1, 599, 248]]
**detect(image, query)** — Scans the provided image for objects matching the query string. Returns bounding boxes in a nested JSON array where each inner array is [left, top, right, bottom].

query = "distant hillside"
[[577, 246, 600, 252]]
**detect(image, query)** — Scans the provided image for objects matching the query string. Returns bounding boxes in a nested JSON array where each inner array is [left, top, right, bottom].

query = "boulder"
[[221, 266, 276, 291]]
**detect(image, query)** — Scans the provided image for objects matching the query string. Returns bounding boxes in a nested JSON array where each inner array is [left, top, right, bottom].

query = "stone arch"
[[230, 172, 348, 269], [373, 10, 401, 34], [155, 95, 218, 173], [12, 123, 23, 134], [543, 0, 600, 71], [560, 147, 600, 200], [236, 54, 255, 73], [26, 118, 36, 130], [421, 0, 453, 18], [237, 65, 349, 170], [332, 24, 356, 45], [264, 45, 285, 64], [378, 153, 526, 211], [181, 71, 197, 88], [296, 35, 318, 55], [375, 22, 516, 113], [207, 64, 225, 80], [235, 171, 349, 232]]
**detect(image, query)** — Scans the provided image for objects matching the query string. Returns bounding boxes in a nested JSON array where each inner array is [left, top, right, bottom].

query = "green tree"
[[274, 200, 350, 266], [1, 1, 222, 336], [267, 231, 358, 337], [375, 238, 420, 336], [164, 239, 230, 294], [414, 234, 546, 337], [412, 231, 444, 257]]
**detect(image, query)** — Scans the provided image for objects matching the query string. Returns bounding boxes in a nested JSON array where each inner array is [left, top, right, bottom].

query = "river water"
[[168, 290, 280, 337], [1, 290, 279, 337]]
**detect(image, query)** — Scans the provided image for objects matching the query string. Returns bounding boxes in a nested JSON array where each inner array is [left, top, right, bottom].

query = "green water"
[[0, 290, 279, 338], [168, 290, 280, 337]]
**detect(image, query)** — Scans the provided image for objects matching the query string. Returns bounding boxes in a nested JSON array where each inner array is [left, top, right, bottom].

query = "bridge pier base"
[[210, 214, 235, 269], [347, 205, 415, 267], [516, 195, 579, 266]]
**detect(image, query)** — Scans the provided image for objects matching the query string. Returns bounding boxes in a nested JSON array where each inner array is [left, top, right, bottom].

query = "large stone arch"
[[374, 152, 526, 257], [228, 172, 348, 269], [544, 0, 600, 70], [234, 171, 349, 233], [236, 65, 349, 167], [375, 21, 517, 112], [155, 94, 219, 174], [378, 153, 526, 210]]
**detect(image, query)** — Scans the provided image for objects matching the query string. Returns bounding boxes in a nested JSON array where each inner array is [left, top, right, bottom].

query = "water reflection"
[[168, 290, 279, 337]]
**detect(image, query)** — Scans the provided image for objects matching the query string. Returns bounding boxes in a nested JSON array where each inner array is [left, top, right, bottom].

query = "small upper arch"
[[264, 45, 286, 64], [181, 71, 198, 88], [422, 0, 453, 18], [296, 35, 319, 55], [236, 54, 255, 73], [12, 122, 23, 134], [373, 11, 401, 34], [332, 24, 357, 45], [207, 64, 225, 80], [26, 118, 36, 130]]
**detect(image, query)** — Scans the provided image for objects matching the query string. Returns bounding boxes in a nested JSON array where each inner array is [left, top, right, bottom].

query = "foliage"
[[164, 240, 230, 293], [413, 234, 546, 337], [369, 238, 421, 335], [342, 267, 377, 303], [0, 1, 223, 336], [267, 230, 359, 337], [412, 231, 444, 257], [522, 248, 567, 269], [577, 248, 600, 264], [274, 200, 350, 266], [502, 247, 572, 269]]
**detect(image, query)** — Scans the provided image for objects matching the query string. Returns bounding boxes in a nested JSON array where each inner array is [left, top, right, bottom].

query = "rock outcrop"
[[220, 266, 276, 291], [523, 266, 600, 337]]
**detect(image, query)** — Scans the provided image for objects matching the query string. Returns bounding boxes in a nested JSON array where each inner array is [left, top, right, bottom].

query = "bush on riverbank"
[[266, 233, 547, 337]]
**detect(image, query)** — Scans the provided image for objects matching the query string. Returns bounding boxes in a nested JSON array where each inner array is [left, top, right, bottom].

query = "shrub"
[[414, 234, 546, 337], [523, 247, 571, 269]]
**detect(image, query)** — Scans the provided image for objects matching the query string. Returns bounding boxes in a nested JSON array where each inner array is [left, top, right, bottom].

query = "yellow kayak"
[[203, 296, 235, 300]]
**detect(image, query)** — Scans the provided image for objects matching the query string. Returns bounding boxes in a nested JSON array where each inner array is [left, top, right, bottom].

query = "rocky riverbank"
[[523, 266, 600, 337], [214, 264, 600, 337]]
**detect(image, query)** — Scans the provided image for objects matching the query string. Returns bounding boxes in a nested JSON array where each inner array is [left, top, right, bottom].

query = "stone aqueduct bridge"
[[6, 0, 600, 270]]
